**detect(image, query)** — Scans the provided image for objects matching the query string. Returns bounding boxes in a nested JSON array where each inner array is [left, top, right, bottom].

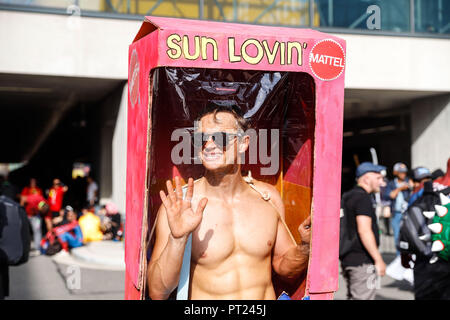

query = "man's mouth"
[[202, 151, 223, 161]]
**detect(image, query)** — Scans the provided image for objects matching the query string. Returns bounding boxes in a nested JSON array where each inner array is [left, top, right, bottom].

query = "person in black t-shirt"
[[340, 162, 387, 300]]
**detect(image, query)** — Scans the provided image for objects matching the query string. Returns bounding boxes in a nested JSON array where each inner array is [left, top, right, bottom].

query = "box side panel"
[[125, 31, 159, 294], [307, 44, 346, 294]]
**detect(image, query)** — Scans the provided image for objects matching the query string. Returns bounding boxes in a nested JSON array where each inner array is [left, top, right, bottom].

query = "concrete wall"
[[1, 10, 450, 93], [411, 94, 450, 172], [333, 33, 450, 92], [97, 83, 126, 204], [112, 84, 128, 217], [0, 11, 140, 79]]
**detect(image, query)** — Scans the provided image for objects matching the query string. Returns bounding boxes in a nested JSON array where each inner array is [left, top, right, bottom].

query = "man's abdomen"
[[189, 258, 276, 300]]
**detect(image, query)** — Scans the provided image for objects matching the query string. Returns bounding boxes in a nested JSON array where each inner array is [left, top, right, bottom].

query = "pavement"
[[6, 227, 415, 300], [334, 233, 415, 300], [53, 240, 125, 271], [6, 241, 125, 300]]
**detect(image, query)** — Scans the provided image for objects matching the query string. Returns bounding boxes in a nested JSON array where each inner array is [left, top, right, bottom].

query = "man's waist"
[[190, 263, 275, 299], [190, 281, 276, 300]]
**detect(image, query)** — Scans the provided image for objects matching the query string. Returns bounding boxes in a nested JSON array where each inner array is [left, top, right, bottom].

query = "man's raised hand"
[[159, 176, 208, 239]]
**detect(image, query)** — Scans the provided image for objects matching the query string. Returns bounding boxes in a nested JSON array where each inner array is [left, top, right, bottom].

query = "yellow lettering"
[[166, 34, 182, 59], [228, 38, 241, 62], [201, 36, 218, 61], [280, 42, 285, 65], [241, 39, 264, 65], [287, 41, 303, 66], [262, 40, 280, 64], [182, 35, 201, 60]]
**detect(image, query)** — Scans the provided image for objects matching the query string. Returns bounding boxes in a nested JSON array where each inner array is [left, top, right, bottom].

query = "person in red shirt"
[[20, 178, 43, 198], [47, 178, 68, 232], [20, 193, 49, 251]]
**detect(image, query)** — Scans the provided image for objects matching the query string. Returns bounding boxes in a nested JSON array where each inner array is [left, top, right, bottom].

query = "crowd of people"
[[8, 176, 122, 257], [339, 157, 450, 300]]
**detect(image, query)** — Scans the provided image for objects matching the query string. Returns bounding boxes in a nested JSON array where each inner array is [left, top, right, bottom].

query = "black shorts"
[[51, 211, 60, 219]]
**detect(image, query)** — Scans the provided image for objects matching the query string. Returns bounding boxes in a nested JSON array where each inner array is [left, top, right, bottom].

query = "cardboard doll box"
[[126, 16, 346, 300]]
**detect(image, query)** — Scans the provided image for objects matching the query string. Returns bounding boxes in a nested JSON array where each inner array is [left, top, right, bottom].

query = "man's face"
[[197, 112, 248, 171], [394, 171, 407, 180], [67, 211, 77, 222], [53, 179, 60, 187], [367, 172, 384, 193], [30, 178, 36, 188]]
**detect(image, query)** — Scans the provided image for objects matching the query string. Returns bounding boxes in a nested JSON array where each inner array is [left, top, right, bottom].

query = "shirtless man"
[[148, 104, 311, 300]]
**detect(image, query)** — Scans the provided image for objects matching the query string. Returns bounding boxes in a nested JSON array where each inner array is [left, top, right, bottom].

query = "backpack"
[[0, 195, 30, 266], [398, 182, 450, 258], [339, 189, 359, 260]]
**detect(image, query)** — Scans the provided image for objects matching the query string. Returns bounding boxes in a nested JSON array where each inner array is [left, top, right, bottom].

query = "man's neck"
[[395, 176, 405, 183], [357, 183, 372, 194], [203, 165, 248, 201]]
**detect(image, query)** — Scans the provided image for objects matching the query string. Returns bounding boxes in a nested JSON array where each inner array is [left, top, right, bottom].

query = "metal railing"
[[0, 0, 448, 37]]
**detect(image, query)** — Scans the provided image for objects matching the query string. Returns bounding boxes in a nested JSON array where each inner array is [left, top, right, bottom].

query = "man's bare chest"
[[190, 198, 278, 266]]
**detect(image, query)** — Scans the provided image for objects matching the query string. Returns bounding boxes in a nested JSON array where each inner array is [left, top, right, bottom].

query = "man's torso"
[[187, 179, 279, 300], [48, 187, 64, 212], [24, 193, 45, 217], [341, 186, 379, 267]]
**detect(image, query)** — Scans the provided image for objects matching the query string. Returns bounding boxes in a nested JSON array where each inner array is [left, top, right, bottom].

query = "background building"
[[0, 0, 449, 214]]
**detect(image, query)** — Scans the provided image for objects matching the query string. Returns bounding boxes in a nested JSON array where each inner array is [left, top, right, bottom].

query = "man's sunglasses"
[[191, 131, 242, 149]]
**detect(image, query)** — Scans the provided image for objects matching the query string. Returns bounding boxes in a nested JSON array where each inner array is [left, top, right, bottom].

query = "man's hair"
[[196, 101, 249, 132]]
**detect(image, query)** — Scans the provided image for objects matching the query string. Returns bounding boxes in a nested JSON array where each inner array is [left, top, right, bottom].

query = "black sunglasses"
[[191, 131, 242, 149]]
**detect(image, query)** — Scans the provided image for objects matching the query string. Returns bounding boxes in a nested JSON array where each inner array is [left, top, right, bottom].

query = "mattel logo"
[[309, 39, 345, 81]]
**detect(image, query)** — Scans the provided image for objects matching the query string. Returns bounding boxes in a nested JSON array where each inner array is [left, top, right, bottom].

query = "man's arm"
[[356, 215, 386, 276], [260, 182, 310, 279], [272, 216, 310, 279], [389, 182, 408, 200], [147, 177, 207, 300], [147, 204, 189, 300]]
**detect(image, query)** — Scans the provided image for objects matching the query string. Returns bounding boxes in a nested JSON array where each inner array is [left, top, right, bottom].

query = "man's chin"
[[201, 161, 227, 171], [201, 160, 238, 172]]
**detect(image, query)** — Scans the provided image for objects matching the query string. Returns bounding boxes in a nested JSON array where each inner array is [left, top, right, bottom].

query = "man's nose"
[[203, 136, 219, 150], [203, 141, 218, 151]]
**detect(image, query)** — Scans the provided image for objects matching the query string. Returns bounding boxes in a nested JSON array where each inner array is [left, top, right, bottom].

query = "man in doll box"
[[147, 102, 311, 300]]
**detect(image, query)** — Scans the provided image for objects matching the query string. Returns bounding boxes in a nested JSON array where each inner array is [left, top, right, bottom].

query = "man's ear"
[[238, 135, 250, 154]]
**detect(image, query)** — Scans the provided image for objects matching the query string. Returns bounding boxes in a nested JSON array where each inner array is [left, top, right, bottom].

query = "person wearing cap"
[[400, 164, 450, 300], [340, 162, 386, 300], [407, 167, 432, 207], [383, 162, 413, 256]]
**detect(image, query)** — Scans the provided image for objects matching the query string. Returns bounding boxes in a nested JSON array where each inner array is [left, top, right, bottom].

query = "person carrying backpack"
[[339, 162, 387, 300], [0, 195, 30, 299], [399, 166, 450, 300]]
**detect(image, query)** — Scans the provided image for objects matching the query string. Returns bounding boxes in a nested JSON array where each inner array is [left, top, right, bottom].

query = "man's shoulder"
[[345, 186, 368, 198], [250, 179, 284, 214], [345, 187, 372, 206], [251, 180, 282, 198]]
